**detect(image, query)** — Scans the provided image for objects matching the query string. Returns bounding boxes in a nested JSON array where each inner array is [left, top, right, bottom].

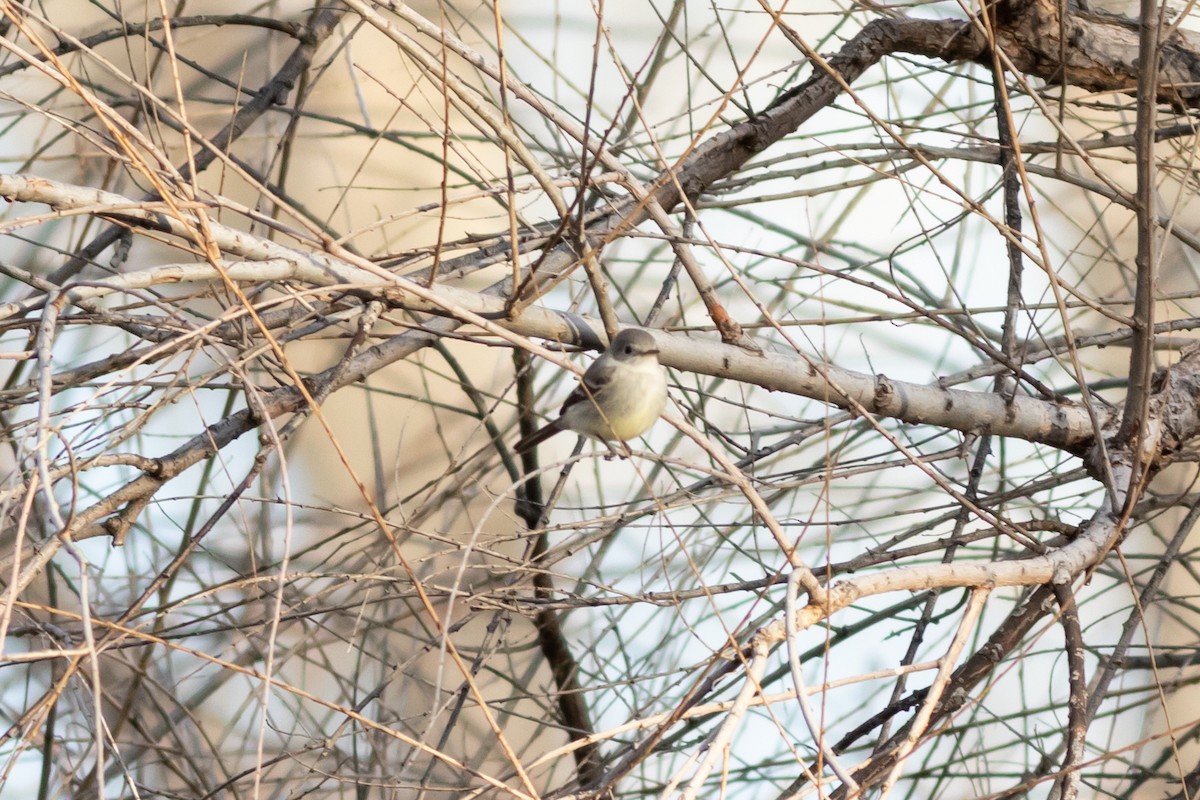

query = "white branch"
[[0, 172, 1105, 452]]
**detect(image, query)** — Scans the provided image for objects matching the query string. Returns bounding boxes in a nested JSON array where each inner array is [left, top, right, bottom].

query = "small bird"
[[515, 328, 668, 453]]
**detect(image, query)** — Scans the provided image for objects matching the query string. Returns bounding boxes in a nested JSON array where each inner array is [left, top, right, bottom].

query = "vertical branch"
[[529, 522, 605, 789], [993, 62, 1024, 365], [513, 348, 603, 788], [1119, 0, 1164, 463], [1052, 584, 1086, 800]]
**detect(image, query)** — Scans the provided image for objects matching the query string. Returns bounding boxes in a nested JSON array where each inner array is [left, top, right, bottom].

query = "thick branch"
[[0, 174, 1108, 455]]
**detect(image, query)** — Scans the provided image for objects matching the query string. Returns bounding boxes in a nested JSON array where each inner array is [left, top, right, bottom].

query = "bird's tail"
[[514, 419, 563, 453]]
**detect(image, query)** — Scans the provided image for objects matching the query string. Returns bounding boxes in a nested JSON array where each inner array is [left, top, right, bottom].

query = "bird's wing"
[[559, 361, 614, 414]]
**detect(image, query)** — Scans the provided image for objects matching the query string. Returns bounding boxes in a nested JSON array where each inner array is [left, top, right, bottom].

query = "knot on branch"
[[873, 373, 894, 407], [1152, 346, 1200, 451], [1087, 348, 1200, 483], [993, 0, 1200, 107]]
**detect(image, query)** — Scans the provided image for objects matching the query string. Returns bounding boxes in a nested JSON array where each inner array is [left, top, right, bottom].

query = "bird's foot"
[[603, 442, 632, 460]]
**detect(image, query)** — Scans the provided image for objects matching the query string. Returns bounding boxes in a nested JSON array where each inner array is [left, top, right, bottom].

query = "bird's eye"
[[624, 345, 633, 354]]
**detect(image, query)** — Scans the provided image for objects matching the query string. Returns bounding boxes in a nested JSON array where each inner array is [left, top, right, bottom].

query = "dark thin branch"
[[1053, 584, 1088, 800], [1118, 0, 1165, 470]]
